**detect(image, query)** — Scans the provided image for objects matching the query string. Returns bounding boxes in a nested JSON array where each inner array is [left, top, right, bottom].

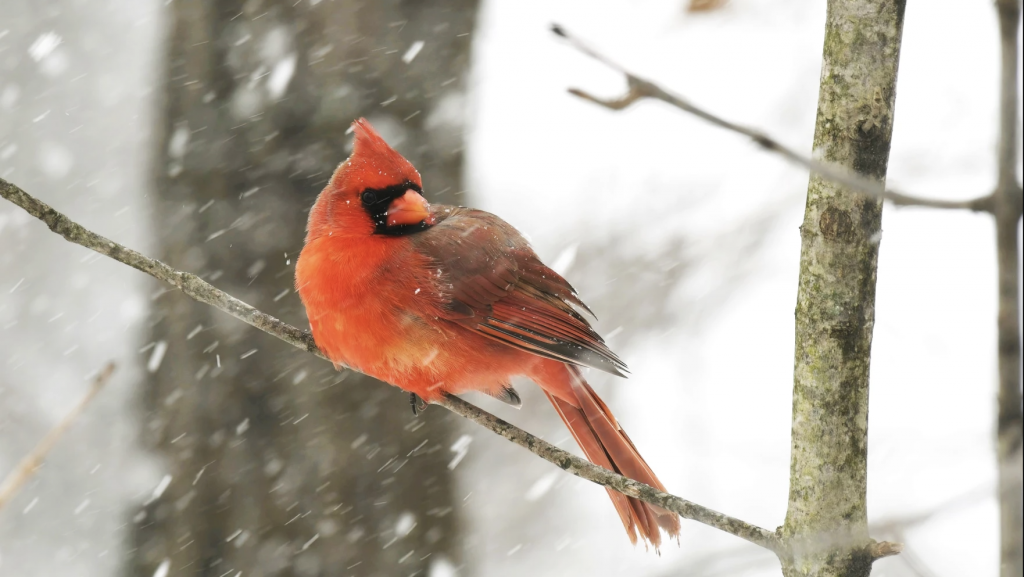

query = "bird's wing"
[[410, 206, 627, 376]]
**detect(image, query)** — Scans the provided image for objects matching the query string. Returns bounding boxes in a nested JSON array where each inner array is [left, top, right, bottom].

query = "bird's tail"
[[536, 364, 681, 549]]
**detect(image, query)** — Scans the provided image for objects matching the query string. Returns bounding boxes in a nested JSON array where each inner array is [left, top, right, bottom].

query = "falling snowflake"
[[28, 32, 61, 62], [402, 41, 424, 64], [267, 54, 297, 99], [447, 434, 472, 470]]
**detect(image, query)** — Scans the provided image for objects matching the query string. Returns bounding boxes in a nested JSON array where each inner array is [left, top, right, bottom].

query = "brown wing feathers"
[[413, 207, 627, 376], [486, 292, 627, 376]]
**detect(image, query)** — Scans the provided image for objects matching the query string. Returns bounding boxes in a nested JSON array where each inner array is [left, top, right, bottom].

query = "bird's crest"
[[341, 118, 422, 191]]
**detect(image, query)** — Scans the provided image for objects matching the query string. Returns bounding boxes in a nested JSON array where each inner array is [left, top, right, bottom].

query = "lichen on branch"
[[781, 1, 906, 576]]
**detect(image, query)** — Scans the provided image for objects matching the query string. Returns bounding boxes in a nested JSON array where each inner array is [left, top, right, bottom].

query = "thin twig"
[[0, 362, 115, 511], [0, 177, 781, 552], [868, 540, 904, 560], [551, 24, 994, 213]]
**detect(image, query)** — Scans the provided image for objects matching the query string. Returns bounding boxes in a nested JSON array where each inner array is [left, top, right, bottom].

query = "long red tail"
[[537, 364, 681, 548]]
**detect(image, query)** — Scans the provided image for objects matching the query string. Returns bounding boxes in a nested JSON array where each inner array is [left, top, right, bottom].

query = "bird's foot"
[[410, 392, 428, 416]]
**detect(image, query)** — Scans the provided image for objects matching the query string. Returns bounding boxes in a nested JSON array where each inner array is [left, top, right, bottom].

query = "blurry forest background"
[[0, 1, 1020, 577]]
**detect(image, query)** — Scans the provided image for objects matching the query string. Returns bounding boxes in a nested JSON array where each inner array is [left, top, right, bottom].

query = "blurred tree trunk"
[[129, 2, 477, 576], [781, 1, 904, 576]]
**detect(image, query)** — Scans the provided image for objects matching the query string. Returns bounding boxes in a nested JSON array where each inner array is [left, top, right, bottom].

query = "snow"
[[267, 54, 297, 99], [1, 4, 161, 571], [22, 497, 39, 514], [447, 434, 473, 470], [27, 32, 69, 77], [73, 498, 90, 515], [145, 340, 167, 372], [395, 511, 417, 537], [144, 474, 172, 505], [27, 32, 61, 62], [463, 1, 1018, 576], [403, 40, 425, 64], [300, 533, 320, 550], [167, 124, 189, 159], [429, 556, 457, 577], [0, 0, 1017, 576]]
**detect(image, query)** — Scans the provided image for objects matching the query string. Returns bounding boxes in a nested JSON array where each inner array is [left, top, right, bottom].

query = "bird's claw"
[[410, 392, 428, 416]]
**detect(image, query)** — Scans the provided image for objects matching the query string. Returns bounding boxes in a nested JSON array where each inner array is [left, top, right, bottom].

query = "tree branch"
[[0, 362, 115, 511], [655, 484, 989, 577], [0, 176, 781, 552], [551, 24, 994, 213], [441, 393, 780, 550], [778, 2, 904, 574], [992, 2, 1023, 576]]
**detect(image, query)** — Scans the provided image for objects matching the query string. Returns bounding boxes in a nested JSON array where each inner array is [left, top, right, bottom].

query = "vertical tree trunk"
[[994, 1, 1022, 576], [781, 1, 905, 575], [129, 2, 478, 576]]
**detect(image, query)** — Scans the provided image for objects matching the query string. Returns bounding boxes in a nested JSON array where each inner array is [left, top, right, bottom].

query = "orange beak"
[[386, 190, 433, 227]]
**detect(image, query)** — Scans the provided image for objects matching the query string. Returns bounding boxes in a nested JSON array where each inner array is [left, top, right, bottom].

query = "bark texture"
[[994, 2, 1023, 576], [781, 1, 905, 575], [128, 2, 477, 576]]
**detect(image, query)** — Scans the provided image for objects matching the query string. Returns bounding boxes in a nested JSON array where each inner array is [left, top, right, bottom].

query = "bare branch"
[[993, 1, 1023, 576], [995, 1, 1022, 194], [868, 540, 904, 560], [0, 176, 780, 552], [0, 178, 319, 358], [0, 362, 115, 511], [440, 394, 779, 550], [552, 24, 994, 213]]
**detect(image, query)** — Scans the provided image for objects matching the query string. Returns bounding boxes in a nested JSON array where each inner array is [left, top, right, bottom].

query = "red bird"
[[296, 119, 681, 547]]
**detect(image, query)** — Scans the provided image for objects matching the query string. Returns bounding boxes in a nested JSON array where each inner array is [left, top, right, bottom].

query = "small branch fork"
[[551, 24, 1002, 214], [0, 362, 115, 511], [0, 178, 794, 553]]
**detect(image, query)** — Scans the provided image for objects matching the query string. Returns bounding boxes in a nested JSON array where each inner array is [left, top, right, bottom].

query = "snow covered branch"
[[0, 176, 783, 552], [551, 24, 995, 213], [0, 362, 115, 511]]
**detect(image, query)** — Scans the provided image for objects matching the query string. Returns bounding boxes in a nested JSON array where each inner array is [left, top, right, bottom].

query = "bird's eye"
[[361, 191, 377, 204]]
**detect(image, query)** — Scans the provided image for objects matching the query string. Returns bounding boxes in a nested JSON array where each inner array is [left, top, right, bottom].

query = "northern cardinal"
[[296, 119, 681, 547]]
